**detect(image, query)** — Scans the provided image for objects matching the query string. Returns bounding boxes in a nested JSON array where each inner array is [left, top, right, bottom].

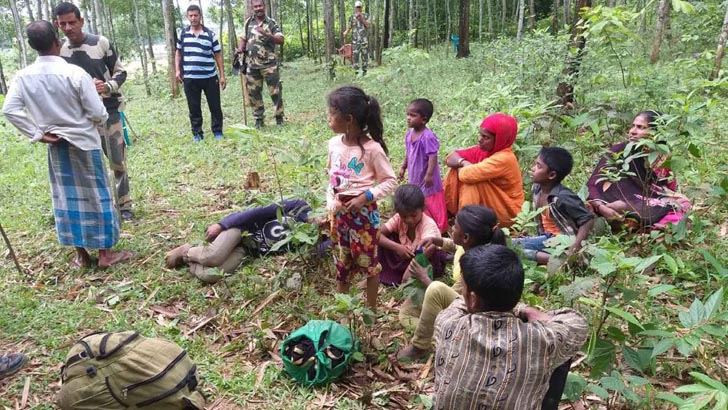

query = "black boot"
[[255, 118, 264, 129], [275, 116, 284, 126]]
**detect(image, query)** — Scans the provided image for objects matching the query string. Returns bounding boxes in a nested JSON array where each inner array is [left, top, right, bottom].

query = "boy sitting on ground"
[[513, 146, 595, 265], [434, 245, 589, 409]]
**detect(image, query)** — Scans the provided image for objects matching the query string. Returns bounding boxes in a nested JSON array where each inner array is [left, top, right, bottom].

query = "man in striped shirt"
[[175, 4, 226, 142], [434, 245, 589, 410]]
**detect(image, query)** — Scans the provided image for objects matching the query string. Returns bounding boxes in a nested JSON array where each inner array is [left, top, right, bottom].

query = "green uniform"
[[242, 15, 284, 121], [60, 34, 131, 213], [348, 13, 369, 73]]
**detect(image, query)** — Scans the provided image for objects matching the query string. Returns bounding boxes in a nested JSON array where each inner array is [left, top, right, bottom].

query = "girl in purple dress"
[[398, 99, 448, 232]]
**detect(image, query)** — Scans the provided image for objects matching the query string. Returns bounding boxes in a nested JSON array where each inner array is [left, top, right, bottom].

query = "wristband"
[[365, 189, 374, 202]]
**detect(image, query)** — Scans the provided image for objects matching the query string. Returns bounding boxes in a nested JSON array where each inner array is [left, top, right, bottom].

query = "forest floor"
[[1, 36, 727, 409]]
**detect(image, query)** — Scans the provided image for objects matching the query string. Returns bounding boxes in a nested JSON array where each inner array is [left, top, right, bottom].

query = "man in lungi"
[[2, 20, 134, 268]]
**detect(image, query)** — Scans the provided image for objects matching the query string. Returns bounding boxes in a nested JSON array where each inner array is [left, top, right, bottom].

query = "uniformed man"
[[237, 0, 285, 129], [54, 1, 134, 221], [343, 1, 370, 76]]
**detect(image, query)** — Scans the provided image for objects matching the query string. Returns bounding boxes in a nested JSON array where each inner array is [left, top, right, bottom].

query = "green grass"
[[1, 30, 727, 409]]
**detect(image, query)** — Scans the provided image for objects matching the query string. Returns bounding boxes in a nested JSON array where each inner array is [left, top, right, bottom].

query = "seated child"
[[379, 184, 443, 285], [434, 245, 589, 409], [513, 147, 595, 265], [396, 205, 505, 361], [164, 199, 314, 283]]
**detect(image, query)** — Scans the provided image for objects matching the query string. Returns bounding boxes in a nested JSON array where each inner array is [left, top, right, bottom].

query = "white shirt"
[[2, 55, 108, 151]]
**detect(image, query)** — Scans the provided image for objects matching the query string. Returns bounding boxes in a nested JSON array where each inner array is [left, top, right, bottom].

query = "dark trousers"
[[183, 76, 223, 136], [541, 359, 572, 410]]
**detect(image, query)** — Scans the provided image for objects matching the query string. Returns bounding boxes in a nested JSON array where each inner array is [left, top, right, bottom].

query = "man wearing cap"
[[342, 1, 370, 76]]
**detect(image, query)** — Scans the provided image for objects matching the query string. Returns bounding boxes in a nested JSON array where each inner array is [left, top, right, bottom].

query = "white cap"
[[354, 1, 362, 7]]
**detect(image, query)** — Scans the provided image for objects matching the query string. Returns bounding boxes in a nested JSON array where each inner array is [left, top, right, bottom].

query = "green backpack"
[[57, 331, 206, 410], [280, 320, 358, 386]]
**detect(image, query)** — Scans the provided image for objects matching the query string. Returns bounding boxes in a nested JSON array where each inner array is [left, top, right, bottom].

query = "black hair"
[[186, 4, 202, 14], [460, 245, 524, 312], [456, 205, 506, 247], [538, 146, 573, 184], [26, 21, 58, 53], [636, 110, 663, 129], [327, 86, 387, 155], [53, 2, 81, 19], [393, 184, 425, 213], [408, 98, 434, 122]]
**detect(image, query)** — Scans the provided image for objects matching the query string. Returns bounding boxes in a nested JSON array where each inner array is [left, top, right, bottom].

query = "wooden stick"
[[0, 220, 24, 275]]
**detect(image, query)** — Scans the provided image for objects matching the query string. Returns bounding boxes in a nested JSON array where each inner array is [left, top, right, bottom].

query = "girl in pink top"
[[398, 99, 448, 232], [326, 86, 397, 310]]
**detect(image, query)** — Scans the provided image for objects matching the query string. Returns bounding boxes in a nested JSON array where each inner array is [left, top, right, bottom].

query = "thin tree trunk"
[[433, 0, 439, 41], [338, 0, 346, 45], [528, 0, 535, 31], [710, 3, 728, 79], [650, 0, 670, 64], [9, 0, 28, 68], [457, 0, 470, 57], [516, 0, 524, 41], [131, 0, 151, 96], [409, 0, 416, 46], [500, 0, 506, 34], [555, 0, 591, 108], [313, 0, 322, 62], [43, 0, 50, 21], [425, 0, 430, 48], [388, 0, 394, 46], [552, 0, 559, 35], [446, 0, 451, 38], [25, 0, 35, 21], [487, 0, 492, 36], [36, 0, 42, 20], [89, 0, 98, 33], [0, 56, 7, 95], [306, 0, 313, 55], [376, 0, 383, 63], [295, 0, 306, 54], [107, 2, 117, 47], [224, 0, 236, 60], [563, 0, 570, 28], [161, 0, 178, 96], [478, 0, 482, 41], [144, 2, 157, 74], [219, 0, 224, 47], [323, 0, 335, 61]]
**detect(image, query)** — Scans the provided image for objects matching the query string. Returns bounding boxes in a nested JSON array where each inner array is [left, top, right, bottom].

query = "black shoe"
[[0, 353, 28, 380], [275, 116, 283, 126], [255, 119, 264, 129], [120, 210, 134, 221]]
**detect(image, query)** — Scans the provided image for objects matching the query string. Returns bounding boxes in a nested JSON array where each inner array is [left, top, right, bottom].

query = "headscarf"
[[456, 113, 518, 163]]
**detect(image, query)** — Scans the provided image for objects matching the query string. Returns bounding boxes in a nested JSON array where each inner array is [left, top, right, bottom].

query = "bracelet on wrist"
[[364, 189, 374, 202], [458, 158, 466, 167]]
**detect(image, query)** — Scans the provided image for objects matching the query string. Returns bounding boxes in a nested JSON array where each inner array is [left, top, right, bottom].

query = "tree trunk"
[[313, 0, 322, 62], [433, 0, 439, 41], [409, 0, 416, 46], [487, 0, 492, 36], [552, 0, 558, 34], [376, 0, 383, 64], [295, 1, 306, 53], [323, 0, 335, 61], [36, 0, 42, 20], [650, 0, 670, 64], [500, 0, 506, 34], [43, 0, 50, 20], [306, 0, 313, 55], [338, 0, 345, 44], [563, 0, 570, 28], [224, 0, 236, 59], [516, 0, 524, 41], [9, 0, 28, 68], [131, 0, 151, 96], [219, 0, 224, 47], [446, 0, 451, 37], [0, 56, 7, 95], [711, 3, 728, 80], [555, 0, 591, 108], [161, 0, 178, 97], [425, 0, 430, 48], [457, 0, 469, 57], [107, 2, 117, 47], [478, 0, 483, 41], [25, 0, 35, 21], [528, 0, 535, 31], [144, 2, 157, 74], [388, 0, 394, 46]]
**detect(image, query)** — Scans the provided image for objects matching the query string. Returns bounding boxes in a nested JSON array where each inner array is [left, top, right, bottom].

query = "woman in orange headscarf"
[[443, 113, 524, 226]]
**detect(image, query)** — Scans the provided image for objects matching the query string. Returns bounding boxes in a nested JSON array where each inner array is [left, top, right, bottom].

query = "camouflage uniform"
[[348, 13, 369, 73], [242, 16, 284, 121], [60, 34, 131, 213]]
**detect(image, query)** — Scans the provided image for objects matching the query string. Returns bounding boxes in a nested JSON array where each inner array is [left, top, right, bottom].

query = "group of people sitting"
[[161, 85, 689, 407]]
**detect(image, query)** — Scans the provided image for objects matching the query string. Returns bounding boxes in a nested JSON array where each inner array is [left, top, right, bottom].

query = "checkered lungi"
[[47, 140, 120, 249]]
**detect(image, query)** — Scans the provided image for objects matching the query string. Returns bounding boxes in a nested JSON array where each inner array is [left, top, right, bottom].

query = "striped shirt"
[[434, 299, 589, 410], [176, 26, 221, 79]]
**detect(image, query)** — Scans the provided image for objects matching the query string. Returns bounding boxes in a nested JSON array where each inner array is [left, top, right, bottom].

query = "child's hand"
[[396, 244, 415, 260], [419, 237, 442, 249], [598, 205, 623, 221], [397, 167, 406, 181], [406, 259, 431, 284], [205, 224, 224, 242], [343, 194, 367, 214], [423, 175, 433, 187]]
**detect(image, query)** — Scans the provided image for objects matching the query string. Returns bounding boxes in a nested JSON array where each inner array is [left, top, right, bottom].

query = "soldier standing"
[[237, 0, 285, 129], [343, 1, 370, 76], [54, 2, 133, 221]]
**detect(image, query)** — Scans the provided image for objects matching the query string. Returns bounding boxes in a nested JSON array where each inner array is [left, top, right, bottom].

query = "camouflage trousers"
[[246, 65, 284, 120], [98, 109, 131, 212], [352, 41, 369, 72]]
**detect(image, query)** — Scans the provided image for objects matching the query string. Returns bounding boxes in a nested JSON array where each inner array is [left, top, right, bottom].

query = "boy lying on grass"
[[434, 245, 588, 409]]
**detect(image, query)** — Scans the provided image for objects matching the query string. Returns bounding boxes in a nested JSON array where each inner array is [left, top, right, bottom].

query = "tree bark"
[[516, 0, 524, 41], [711, 3, 728, 80], [409, 0, 416, 46], [338, 0, 346, 45], [478, 0, 483, 41], [555, 0, 592, 108], [244, 0, 254, 20], [224, 0, 236, 59], [487, 0, 492, 36], [500, 0, 506, 34], [161, 0, 178, 96], [528, 0, 535, 31], [9, 0, 28, 68], [0, 55, 7, 95], [323, 0, 335, 61], [306, 0, 313, 55], [457, 0, 469, 57], [552, 0, 558, 35], [25, 0, 35, 21], [131, 0, 151, 96], [144, 2, 157, 74], [446, 0, 451, 37], [650, 0, 670, 64], [388, 0, 394, 46], [43, 0, 50, 21], [563, 0, 570, 28], [295, 0, 306, 54], [313, 0, 322, 62]]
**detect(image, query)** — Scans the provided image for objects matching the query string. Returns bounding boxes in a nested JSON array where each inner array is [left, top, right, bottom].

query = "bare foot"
[[72, 248, 92, 268], [164, 244, 192, 269], [396, 344, 429, 362], [98, 250, 136, 268]]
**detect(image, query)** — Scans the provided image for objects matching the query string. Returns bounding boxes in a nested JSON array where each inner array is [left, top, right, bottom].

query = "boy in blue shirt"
[[514, 147, 595, 265]]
